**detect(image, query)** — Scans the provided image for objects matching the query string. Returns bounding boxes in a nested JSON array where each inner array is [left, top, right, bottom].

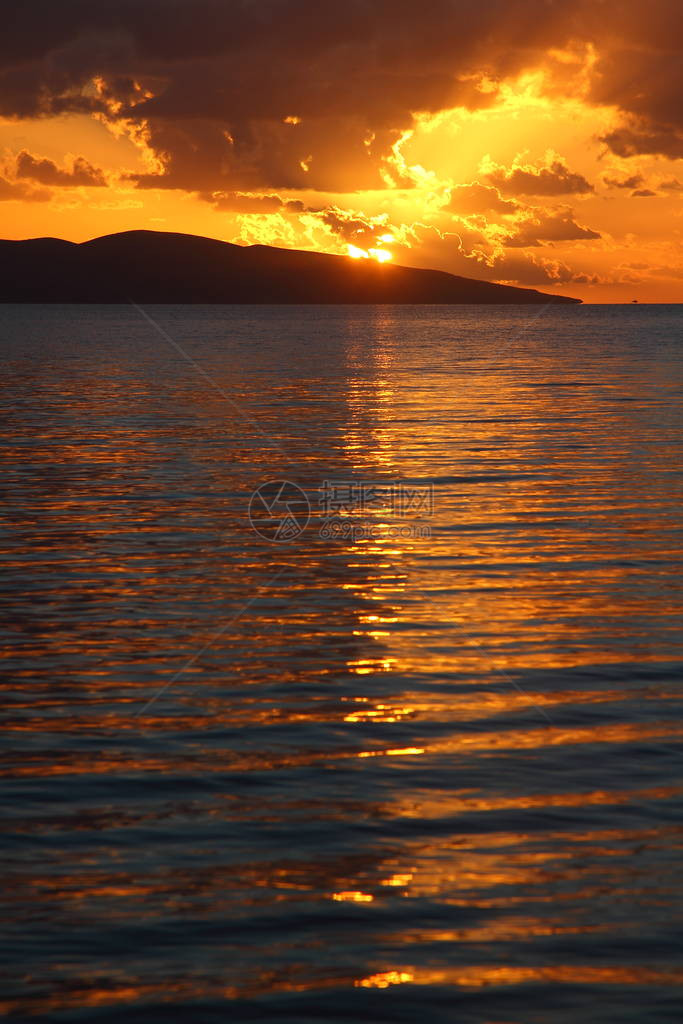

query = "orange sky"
[[1, 2, 682, 302]]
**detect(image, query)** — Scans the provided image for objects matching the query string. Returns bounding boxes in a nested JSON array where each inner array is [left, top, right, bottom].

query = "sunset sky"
[[1, 0, 682, 301]]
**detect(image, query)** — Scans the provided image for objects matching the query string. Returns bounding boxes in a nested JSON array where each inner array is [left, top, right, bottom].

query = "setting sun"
[[347, 244, 393, 262]]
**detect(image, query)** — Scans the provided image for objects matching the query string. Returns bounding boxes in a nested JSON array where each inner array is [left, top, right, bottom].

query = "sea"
[[1, 303, 682, 1023]]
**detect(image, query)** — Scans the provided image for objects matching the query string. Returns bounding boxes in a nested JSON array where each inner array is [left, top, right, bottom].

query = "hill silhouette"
[[0, 230, 581, 304]]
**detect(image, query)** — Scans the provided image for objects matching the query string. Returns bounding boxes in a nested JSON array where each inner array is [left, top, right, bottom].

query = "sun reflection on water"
[[2, 305, 682, 1019]]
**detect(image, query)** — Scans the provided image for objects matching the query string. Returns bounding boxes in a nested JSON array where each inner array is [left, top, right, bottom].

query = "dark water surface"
[[1, 304, 682, 1022]]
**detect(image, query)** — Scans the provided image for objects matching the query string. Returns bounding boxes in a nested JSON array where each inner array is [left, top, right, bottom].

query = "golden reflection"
[[356, 965, 683, 989], [347, 656, 397, 675], [4, 309, 683, 1020], [3, 718, 682, 777], [343, 700, 416, 723], [357, 747, 425, 758], [4, 959, 682, 1018], [332, 890, 374, 903], [327, 326, 683, 699], [380, 872, 414, 887], [359, 970, 415, 988], [389, 784, 681, 820]]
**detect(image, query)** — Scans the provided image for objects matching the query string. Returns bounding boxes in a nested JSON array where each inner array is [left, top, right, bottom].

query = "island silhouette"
[[0, 229, 581, 304]]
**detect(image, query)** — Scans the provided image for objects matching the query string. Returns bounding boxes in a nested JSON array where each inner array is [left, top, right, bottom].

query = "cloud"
[[2, 1, 680, 196], [600, 123, 683, 160], [206, 191, 307, 214], [445, 182, 519, 215], [492, 253, 594, 286], [603, 174, 683, 196], [0, 176, 51, 202], [602, 174, 644, 190], [485, 155, 594, 196], [316, 206, 393, 248], [206, 196, 399, 254], [503, 208, 601, 246], [591, 38, 683, 151], [384, 221, 595, 290], [15, 150, 107, 186]]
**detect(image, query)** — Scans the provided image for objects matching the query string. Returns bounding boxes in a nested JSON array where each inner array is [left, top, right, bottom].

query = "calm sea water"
[[1, 304, 682, 1023]]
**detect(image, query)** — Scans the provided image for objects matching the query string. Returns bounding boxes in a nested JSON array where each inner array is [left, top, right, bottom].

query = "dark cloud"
[[15, 150, 107, 186], [128, 117, 398, 192], [503, 209, 601, 246], [0, 2, 681, 190], [0, 176, 51, 202], [590, 46, 683, 151], [631, 188, 657, 197], [207, 192, 289, 214], [0, 1, 528, 190], [446, 182, 519, 214], [319, 207, 390, 247], [602, 174, 644, 189], [487, 159, 594, 196], [414, 235, 615, 288], [493, 253, 587, 285], [600, 124, 683, 160], [207, 191, 307, 214]]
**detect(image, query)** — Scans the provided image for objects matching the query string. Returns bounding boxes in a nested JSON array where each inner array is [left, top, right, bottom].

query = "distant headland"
[[0, 230, 582, 304]]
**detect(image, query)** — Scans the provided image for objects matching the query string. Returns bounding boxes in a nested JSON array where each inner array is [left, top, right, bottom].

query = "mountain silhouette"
[[0, 230, 581, 304]]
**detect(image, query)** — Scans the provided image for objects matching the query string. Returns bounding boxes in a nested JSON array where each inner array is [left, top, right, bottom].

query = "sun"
[[347, 241, 393, 262]]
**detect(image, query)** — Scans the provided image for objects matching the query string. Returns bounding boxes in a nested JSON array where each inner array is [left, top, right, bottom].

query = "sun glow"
[[347, 243, 393, 262]]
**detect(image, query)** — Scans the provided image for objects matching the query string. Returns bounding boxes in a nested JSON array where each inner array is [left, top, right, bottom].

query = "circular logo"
[[248, 480, 310, 542]]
